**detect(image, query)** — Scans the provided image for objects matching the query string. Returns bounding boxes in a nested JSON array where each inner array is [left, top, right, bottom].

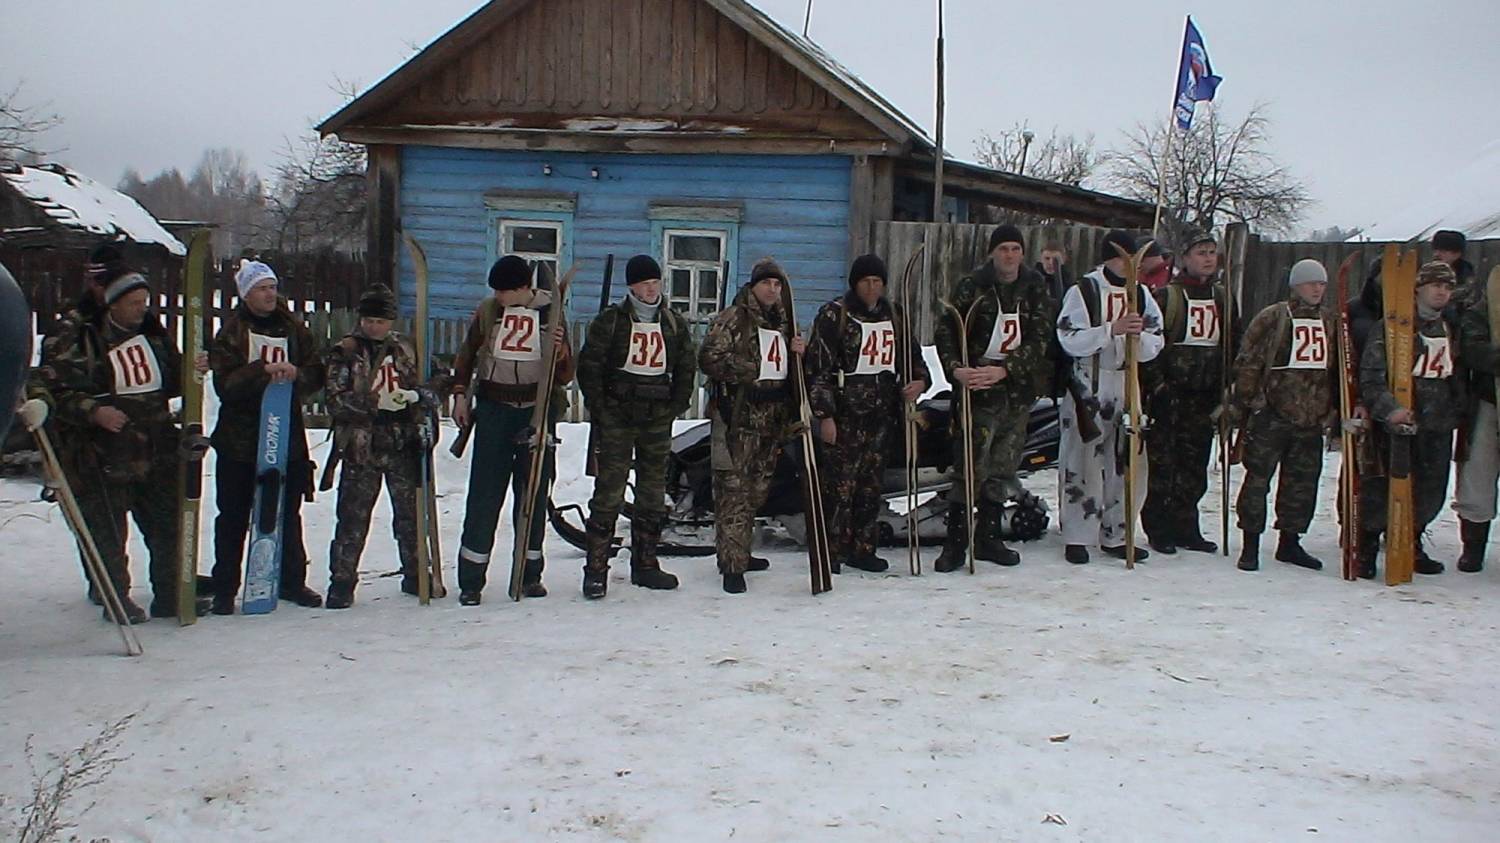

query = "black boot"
[[722, 572, 747, 594], [1356, 530, 1380, 579], [1414, 539, 1445, 575], [400, 576, 420, 596], [1102, 544, 1150, 562], [211, 591, 236, 615], [325, 580, 355, 610], [1177, 523, 1218, 554], [279, 584, 324, 608], [1274, 531, 1323, 570], [974, 501, 1020, 566], [628, 513, 679, 590], [583, 517, 612, 600], [844, 554, 889, 572], [459, 590, 482, 606], [521, 558, 548, 598], [108, 594, 149, 624], [747, 555, 770, 572], [1457, 519, 1489, 573], [1238, 531, 1260, 571], [1148, 532, 1178, 554], [1065, 544, 1090, 564], [933, 503, 970, 573]]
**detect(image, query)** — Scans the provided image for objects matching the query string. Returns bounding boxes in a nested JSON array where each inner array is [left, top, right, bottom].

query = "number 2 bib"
[[1181, 299, 1220, 347], [981, 311, 1021, 361], [853, 320, 896, 374], [758, 328, 788, 381], [1284, 318, 1328, 370], [370, 355, 401, 399], [109, 335, 164, 396], [492, 307, 541, 362], [622, 322, 668, 376]]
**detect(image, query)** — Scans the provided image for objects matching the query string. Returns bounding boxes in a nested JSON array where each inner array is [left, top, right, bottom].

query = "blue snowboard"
[[242, 379, 294, 614]]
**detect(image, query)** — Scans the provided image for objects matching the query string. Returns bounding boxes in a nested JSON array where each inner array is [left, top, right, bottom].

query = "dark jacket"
[[804, 291, 929, 421], [209, 300, 324, 464]]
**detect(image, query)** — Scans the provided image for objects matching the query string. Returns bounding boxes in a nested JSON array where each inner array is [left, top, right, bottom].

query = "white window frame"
[[661, 227, 728, 323], [498, 218, 565, 280]]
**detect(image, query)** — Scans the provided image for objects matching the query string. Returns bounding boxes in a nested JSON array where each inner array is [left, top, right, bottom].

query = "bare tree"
[[260, 132, 366, 254], [0, 80, 64, 164], [1102, 103, 1311, 238], [117, 148, 268, 255], [973, 122, 1098, 187]]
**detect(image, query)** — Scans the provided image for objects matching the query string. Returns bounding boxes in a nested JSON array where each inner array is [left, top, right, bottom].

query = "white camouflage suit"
[[1056, 267, 1165, 549]]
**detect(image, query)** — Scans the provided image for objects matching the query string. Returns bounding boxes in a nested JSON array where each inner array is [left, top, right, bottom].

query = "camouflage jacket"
[[325, 327, 437, 459], [1150, 277, 1234, 394], [805, 291, 928, 421], [577, 297, 696, 427], [935, 262, 1054, 407], [46, 310, 182, 483], [209, 300, 324, 464], [1361, 307, 1465, 433], [698, 288, 796, 435], [28, 294, 104, 427], [1231, 297, 1338, 430]]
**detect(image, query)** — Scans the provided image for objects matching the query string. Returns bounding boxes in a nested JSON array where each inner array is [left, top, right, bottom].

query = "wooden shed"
[[320, 0, 1153, 322]]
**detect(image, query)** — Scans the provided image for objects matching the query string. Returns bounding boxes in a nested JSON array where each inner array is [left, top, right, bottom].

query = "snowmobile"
[[548, 392, 1059, 557]]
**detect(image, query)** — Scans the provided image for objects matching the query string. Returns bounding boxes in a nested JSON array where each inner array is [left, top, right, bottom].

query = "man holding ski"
[[1141, 229, 1230, 555], [698, 258, 804, 594], [1358, 261, 1463, 577], [804, 254, 928, 574], [322, 284, 438, 608], [1224, 259, 1338, 572], [1056, 230, 1165, 564], [933, 226, 1051, 571], [450, 256, 573, 606], [575, 255, 696, 599], [208, 260, 326, 613]]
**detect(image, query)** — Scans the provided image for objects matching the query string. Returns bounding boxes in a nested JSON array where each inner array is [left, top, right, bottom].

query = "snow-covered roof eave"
[[1, 164, 186, 256]]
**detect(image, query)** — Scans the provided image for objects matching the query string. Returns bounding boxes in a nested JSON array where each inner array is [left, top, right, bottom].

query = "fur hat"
[[357, 283, 398, 319]]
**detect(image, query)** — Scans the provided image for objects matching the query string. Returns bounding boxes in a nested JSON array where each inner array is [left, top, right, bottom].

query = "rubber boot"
[[1274, 531, 1323, 570], [973, 501, 1020, 566], [1177, 521, 1218, 554], [1457, 519, 1489, 573], [1237, 530, 1260, 571], [325, 580, 355, 610], [628, 513, 679, 590], [521, 558, 547, 598], [583, 517, 612, 600], [933, 503, 970, 573], [1414, 538, 1445, 575], [1356, 530, 1380, 579]]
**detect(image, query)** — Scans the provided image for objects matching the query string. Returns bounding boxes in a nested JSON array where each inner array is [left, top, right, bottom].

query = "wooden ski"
[[1382, 244, 1419, 585], [786, 283, 834, 594], [899, 243, 926, 575], [1334, 253, 1363, 581], [1114, 240, 1154, 570], [177, 229, 212, 623], [940, 299, 979, 575]]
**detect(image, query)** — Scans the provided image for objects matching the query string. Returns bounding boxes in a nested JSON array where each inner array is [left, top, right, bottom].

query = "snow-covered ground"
[[3, 414, 1499, 842]]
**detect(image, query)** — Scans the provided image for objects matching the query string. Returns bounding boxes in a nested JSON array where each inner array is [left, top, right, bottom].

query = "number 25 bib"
[[1284, 318, 1328, 370]]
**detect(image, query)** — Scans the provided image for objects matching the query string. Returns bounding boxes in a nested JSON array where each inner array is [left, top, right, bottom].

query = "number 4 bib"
[[622, 322, 668, 376], [109, 335, 164, 396], [758, 328, 788, 381]]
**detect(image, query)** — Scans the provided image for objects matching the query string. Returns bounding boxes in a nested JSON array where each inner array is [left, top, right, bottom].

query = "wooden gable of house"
[[323, 0, 917, 153]]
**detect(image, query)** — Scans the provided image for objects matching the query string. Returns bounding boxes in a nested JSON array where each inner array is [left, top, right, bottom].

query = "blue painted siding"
[[398, 146, 851, 325]]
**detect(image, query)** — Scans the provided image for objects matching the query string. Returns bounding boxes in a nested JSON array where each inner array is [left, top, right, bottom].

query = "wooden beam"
[[339, 125, 898, 156], [848, 154, 874, 257], [365, 145, 401, 296], [872, 156, 895, 223]]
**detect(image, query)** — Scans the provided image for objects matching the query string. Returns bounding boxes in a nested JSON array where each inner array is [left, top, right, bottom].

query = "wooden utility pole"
[[932, 0, 946, 222]]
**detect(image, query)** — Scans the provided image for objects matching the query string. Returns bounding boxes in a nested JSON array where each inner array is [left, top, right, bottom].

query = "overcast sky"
[[5, 0, 1497, 236]]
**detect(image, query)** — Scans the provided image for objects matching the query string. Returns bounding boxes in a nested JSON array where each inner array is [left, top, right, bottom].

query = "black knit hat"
[[625, 254, 662, 286], [86, 242, 125, 284], [1432, 229, 1466, 254], [357, 283, 398, 319], [988, 224, 1025, 252], [847, 254, 887, 288], [488, 255, 533, 291], [1100, 229, 1138, 262], [750, 257, 788, 285]]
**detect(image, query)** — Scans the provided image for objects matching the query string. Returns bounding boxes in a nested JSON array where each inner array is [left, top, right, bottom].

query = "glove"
[[18, 398, 49, 431], [377, 388, 419, 413]]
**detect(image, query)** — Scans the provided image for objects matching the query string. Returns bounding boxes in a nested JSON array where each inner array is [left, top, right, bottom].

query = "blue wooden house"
[[319, 0, 1152, 325]]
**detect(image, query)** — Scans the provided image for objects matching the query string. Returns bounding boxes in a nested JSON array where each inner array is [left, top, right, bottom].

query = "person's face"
[[992, 242, 1024, 277], [1417, 282, 1454, 311], [1184, 242, 1218, 279], [751, 277, 782, 309], [1141, 254, 1166, 274], [629, 278, 661, 305], [244, 281, 279, 316], [1294, 280, 1327, 307], [854, 276, 884, 308], [361, 316, 393, 340], [494, 286, 532, 307], [1433, 248, 1462, 267], [1040, 250, 1064, 275], [109, 288, 149, 330]]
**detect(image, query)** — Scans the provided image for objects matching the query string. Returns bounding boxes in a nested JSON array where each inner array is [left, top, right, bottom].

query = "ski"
[[509, 264, 577, 601], [1382, 244, 1419, 586], [242, 379, 294, 614], [1335, 253, 1363, 581], [940, 298, 978, 575], [899, 243, 926, 576], [176, 229, 212, 624], [584, 254, 615, 478], [1116, 240, 1153, 570], [787, 283, 834, 594], [402, 232, 447, 603]]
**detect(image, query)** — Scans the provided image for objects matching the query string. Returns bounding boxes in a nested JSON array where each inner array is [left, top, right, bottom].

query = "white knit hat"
[[235, 260, 278, 299]]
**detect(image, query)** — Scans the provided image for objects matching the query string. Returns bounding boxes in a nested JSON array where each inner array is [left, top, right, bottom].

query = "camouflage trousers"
[[72, 445, 179, 603], [952, 397, 1031, 506], [1142, 389, 1218, 541], [817, 411, 891, 563], [711, 419, 783, 576], [1235, 408, 1324, 535], [1359, 429, 1454, 535], [329, 442, 423, 586], [587, 418, 673, 528], [1060, 390, 1147, 547]]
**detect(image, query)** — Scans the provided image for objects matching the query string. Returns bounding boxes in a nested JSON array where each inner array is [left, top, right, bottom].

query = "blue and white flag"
[[1173, 17, 1222, 131]]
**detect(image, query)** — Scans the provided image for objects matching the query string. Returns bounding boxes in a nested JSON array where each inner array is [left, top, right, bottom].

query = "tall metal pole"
[[803, 0, 814, 37], [932, 0, 946, 222]]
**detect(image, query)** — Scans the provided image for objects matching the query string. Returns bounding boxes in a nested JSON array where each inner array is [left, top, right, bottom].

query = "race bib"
[[1285, 318, 1329, 370], [1104, 289, 1130, 324], [491, 307, 541, 362], [248, 333, 289, 365], [370, 355, 401, 399], [1413, 335, 1454, 380], [108, 335, 164, 396], [622, 322, 668, 376], [1181, 299, 1220, 347], [853, 320, 897, 374], [981, 312, 1021, 361], [758, 328, 788, 382]]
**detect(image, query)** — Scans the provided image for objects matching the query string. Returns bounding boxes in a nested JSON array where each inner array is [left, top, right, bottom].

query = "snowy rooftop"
[[1355, 140, 1500, 242], [0, 163, 186, 255]]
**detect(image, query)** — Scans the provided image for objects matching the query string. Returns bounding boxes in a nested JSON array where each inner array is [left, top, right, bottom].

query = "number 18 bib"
[[109, 335, 164, 396]]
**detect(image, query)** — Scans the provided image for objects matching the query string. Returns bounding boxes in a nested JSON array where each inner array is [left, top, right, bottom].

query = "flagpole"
[[1153, 15, 1194, 240], [932, 0, 946, 222]]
